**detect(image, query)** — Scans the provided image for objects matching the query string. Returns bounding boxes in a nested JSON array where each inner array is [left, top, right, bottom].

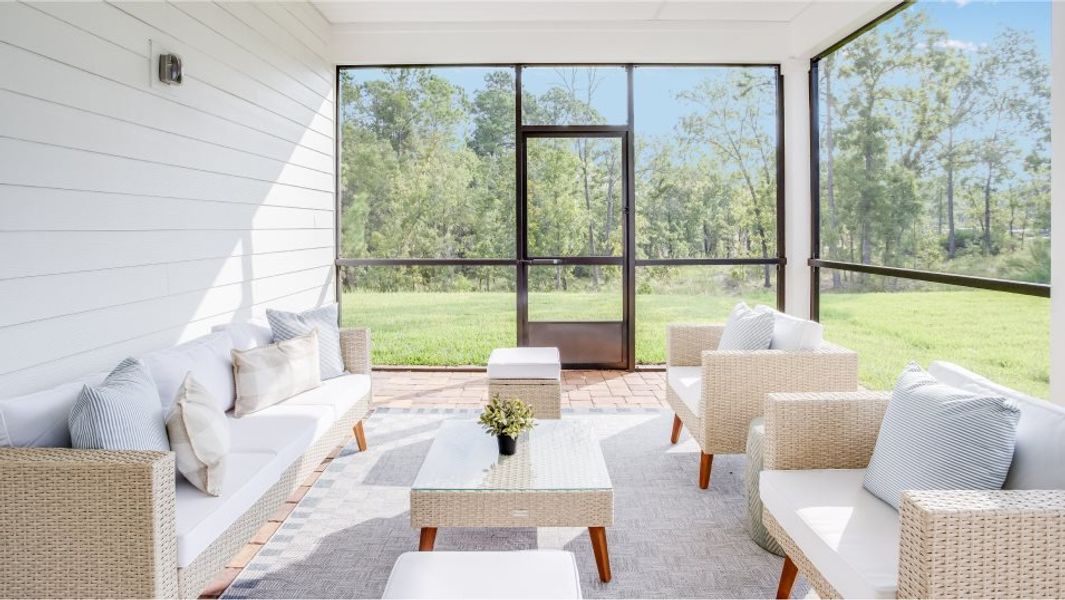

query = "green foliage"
[[478, 395, 536, 439]]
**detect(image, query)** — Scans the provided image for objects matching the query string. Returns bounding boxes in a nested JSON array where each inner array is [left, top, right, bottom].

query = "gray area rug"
[[223, 409, 806, 599]]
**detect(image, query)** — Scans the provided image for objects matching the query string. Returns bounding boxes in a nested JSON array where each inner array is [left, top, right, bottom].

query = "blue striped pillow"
[[69, 358, 170, 451], [717, 302, 774, 351], [267, 304, 344, 380], [863, 363, 1020, 510]]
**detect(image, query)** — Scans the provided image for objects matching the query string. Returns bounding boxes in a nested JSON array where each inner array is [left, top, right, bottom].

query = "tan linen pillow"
[[232, 329, 321, 417], [167, 373, 230, 496]]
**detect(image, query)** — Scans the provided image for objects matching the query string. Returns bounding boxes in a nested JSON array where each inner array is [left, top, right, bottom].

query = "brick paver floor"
[[372, 369, 667, 409], [199, 369, 667, 598]]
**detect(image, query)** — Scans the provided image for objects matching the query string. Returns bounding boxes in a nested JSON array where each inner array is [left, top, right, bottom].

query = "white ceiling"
[[316, 0, 898, 64], [312, 1, 818, 24]]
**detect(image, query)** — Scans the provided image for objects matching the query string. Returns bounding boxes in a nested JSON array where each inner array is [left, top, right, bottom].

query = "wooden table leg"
[[419, 527, 437, 551], [588, 527, 611, 583], [776, 556, 798, 599]]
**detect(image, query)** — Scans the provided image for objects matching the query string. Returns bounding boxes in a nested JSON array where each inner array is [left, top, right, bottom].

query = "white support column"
[[1052, 3, 1064, 403], [781, 59, 813, 319]]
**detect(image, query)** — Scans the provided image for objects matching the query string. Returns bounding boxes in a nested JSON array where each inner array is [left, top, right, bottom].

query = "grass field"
[[342, 289, 1049, 399]]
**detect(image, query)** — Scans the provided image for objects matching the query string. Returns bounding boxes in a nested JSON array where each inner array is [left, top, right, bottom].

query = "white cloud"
[[934, 38, 979, 52], [954, 0, 972, 6]]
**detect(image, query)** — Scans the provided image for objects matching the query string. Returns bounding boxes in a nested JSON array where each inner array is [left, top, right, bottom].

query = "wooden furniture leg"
[[588, 527, 611, 583], [419, 527, 437, 551], [353, 420, 368, 452], [670, 414, 683, 444], [699, 453, 713, 489], [776, 556, 798, 599]]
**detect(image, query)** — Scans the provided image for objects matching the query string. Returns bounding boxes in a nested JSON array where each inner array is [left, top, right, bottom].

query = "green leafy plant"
[[478, 395, 536, 439]]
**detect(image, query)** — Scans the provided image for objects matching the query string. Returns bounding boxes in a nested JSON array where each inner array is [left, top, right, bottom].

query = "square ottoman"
[[487, 347, 562, 419], [382, 551, 583, 599]]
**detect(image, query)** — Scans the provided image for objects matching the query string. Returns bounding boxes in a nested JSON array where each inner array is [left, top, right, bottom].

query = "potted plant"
[[478, 395, 535, 455]]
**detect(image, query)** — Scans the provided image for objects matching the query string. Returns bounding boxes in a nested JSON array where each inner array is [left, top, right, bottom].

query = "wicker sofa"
[[665, 322, 859, 488], [0, 320, 373, 599], [761, 361, 1065, 599]]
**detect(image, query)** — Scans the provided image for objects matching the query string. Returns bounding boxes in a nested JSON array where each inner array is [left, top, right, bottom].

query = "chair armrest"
[[0, 448, 177, 599], [762, 390, 889, 470], [701, 345, 862, 455], [340, 327, 372, 374], [898, 490, 1065, 599], [666, 324, 724, 366]]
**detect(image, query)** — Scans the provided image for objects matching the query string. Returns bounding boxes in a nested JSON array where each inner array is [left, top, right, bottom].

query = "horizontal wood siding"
[[0, 1, 336, 396]]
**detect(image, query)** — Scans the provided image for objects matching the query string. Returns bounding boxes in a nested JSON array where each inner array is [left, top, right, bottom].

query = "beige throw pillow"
[[167, 373, 230, 496], [232, 329, 321, 417]]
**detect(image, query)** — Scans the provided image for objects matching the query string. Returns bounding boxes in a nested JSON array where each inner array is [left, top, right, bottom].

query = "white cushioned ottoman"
[[383, 551, 582, 599], [487, 347, 562, 419]]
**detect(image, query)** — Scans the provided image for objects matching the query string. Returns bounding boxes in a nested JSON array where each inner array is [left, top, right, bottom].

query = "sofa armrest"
[[701, 345, 862, 455], [898, 490, 1065, 599], [0, 448, 177, 599], [340, 327, 372, 375], [666, 324, 724, 366], [762, 390, 889, 470]]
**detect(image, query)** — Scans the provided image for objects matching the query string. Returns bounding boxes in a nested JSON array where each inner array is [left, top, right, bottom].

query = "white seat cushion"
[[928, 361, 1065, 490], [667, 366, 701, 417], [282, 373, 371, 420], [228, 403, 333, 469], [487, 347, 561, 380], [383, 550, 582, 599], [175, 450, 285, 567], [760, 469, 899, 599]]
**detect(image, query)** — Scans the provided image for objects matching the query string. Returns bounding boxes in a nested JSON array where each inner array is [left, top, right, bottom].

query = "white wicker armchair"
[[665, 324, 859, 489], [762, 390, 1065, 599]]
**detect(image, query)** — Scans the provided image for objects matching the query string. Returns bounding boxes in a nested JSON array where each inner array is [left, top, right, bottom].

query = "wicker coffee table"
[[410, 420, 615, 582]]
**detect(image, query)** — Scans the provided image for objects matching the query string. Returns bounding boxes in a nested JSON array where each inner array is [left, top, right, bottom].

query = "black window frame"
[[335, 63, 787, 369], [807, 2, 1051, 321]]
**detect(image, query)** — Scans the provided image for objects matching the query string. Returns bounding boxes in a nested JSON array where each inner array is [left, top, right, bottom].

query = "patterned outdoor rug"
[[222, 409, 806, 599]]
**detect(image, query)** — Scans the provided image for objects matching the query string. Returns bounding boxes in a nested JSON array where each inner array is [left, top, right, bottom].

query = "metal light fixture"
[[158, 52, 183, 86]]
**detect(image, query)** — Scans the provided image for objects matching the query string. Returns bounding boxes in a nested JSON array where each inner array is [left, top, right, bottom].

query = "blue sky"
[[344, 0, 1051, 138]]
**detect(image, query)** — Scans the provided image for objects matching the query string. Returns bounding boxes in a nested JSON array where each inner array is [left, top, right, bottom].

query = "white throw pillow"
[[768, 309, 824, 351], [143, 331, 235, 414], [717, 302, 774, 351], [232, 330, 321, 417], [213, 318, 274, 351], [167, 373, 230, 496]]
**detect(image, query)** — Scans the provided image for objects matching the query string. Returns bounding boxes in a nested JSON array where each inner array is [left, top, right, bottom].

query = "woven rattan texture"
[[488, 379, 562, 419], [762, 390, 890, 471], [340, 327, 371, 375], [764, 510, 842, 600], [898, 489, 1065, 599], [410, 489, 613, 528], [0, 449, 178, 599], [666, 324, 724, 367]]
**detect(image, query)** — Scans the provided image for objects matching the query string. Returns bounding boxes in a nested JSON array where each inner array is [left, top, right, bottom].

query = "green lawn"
[[342, 289, 1049, 399]]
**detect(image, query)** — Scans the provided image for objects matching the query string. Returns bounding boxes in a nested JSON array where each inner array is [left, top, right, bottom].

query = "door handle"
[[521, 258, 562, 266]]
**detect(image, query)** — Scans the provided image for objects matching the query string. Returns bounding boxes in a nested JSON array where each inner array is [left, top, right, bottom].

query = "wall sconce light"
[[158, 53, 183, 86]]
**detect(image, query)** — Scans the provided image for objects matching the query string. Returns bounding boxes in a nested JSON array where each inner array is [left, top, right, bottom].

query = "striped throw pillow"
[[267, 304, 344, 379], [863, 363, 1020, 510], [717, 302, 774, 351], [69, 358, 170, 451]]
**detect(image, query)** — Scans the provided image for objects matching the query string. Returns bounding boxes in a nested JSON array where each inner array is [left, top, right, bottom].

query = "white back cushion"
[[768, 309, 824, 351], [0, 372, 106, 448], [213, 317, 273, 351], [928, 361, 1065, 490], [143, 331, 235, 414]]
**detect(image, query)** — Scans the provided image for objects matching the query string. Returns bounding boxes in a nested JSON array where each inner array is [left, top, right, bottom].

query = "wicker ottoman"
[[487, 347, 562, 419]]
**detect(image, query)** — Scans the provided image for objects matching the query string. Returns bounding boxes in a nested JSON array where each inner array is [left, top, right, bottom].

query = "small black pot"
[[497, 434, 517, 456]]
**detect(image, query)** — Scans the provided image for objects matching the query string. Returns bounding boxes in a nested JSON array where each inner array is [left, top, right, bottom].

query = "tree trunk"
[[982, 162, 993, 254], [945, 129, 957, 259]]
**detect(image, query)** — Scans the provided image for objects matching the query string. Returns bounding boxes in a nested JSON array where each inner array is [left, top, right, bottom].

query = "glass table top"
[[411, 420, 613, 492]]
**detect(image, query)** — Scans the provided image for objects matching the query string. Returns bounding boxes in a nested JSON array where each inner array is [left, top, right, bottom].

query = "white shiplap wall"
[[0, 1, 336, 396]]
